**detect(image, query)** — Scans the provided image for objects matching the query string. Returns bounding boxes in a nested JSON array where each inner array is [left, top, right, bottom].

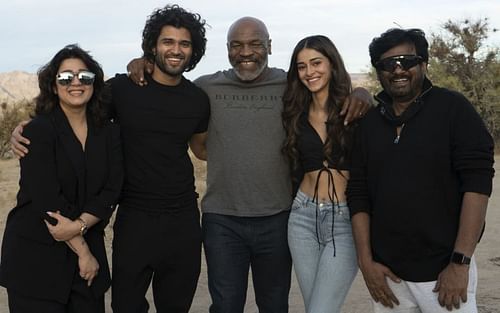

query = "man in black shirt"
[[347, 28, 494, 313], [108, 5, 209, 313]]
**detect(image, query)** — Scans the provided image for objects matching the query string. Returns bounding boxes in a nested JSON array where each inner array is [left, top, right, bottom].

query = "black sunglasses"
[[375, 55, 424, 72], [56, 70, 95, 86]]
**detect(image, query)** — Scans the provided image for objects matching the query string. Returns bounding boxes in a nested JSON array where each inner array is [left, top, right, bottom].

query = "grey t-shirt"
[[194, 68, 292, 217]]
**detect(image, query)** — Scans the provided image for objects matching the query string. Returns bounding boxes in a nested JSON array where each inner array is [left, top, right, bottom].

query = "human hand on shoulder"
[[126, 57, 154, 86], [10, 119, 31, 158], [341, 87, 373, 125]]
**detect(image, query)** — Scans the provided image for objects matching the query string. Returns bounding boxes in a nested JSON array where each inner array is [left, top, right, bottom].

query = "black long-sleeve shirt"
[[347, 78, 494, 282]]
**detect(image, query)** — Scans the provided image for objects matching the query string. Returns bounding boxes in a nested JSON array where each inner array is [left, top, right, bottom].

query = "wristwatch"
[[450, 251, 471, 265], [77, 217, 88, 236]]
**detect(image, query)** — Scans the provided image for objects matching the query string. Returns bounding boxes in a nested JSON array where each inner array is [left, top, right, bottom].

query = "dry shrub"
[[0, 100, 34, 159]]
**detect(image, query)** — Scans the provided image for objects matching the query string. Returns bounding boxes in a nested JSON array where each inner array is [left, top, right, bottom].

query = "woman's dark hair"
[[282, 35, 353, 172], [34, 44, 108, 126], [142, 4, 207, 72], [369, 28, 429, 66]]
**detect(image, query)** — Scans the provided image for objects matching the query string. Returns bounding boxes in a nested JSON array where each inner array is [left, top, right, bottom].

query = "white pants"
[[373, 257, 477, 313]]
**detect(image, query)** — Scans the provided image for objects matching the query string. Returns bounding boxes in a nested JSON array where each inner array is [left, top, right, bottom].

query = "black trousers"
[[111, 201, 202, 313], [7, 271, 104, 313]]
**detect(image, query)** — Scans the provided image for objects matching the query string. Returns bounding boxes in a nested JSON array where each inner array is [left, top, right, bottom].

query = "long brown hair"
[[282, 35, 354, 172]]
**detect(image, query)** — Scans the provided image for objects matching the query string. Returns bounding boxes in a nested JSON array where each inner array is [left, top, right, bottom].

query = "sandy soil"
[[0, 156, 498, 313]]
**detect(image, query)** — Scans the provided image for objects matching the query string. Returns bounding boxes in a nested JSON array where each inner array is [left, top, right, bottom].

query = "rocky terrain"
[[0, 71, 38, 105]]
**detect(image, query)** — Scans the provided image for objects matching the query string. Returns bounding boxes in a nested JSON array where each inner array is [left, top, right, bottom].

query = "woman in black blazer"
[[0, 45, 123, 313]]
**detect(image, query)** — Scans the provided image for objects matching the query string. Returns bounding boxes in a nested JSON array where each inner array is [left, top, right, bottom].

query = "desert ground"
[[0, 156, 498, 313]]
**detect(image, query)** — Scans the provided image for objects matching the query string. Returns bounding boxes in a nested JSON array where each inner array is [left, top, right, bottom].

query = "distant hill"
[[0, 71, 38, 105]]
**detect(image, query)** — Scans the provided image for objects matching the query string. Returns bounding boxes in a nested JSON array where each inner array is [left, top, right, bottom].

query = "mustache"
[[236, 58, 259, 64], [160, 52, 185, 59]]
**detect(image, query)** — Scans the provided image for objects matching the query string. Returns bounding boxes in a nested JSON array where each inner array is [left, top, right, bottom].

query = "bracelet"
[[76, 217, 88, 236]]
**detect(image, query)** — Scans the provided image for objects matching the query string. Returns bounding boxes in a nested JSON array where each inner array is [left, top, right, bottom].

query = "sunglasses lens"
[[400, 57, 420, 70], [376, 59, 397, 72], [56, 72, 74, 86], [376, 55, 422, 72], [78, 71, 95, 85]]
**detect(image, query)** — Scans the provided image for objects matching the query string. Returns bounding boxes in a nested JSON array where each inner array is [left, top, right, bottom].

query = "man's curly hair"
[[142, 4, 207, 72]]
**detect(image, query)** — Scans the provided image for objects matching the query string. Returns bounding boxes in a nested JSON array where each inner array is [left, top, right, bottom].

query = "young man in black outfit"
[[108, 5, 209, 313], [347, 28, 494, 313]]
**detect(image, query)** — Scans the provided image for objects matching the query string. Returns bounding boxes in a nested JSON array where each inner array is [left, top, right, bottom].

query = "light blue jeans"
[[288, 190, 358, 313]]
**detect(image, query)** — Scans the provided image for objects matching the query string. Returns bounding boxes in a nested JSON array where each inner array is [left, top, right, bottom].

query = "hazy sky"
[[1, 0, 499, 79]]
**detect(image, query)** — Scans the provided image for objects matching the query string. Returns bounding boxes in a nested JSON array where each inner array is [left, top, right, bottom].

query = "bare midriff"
[[299, 168, 349, 203]]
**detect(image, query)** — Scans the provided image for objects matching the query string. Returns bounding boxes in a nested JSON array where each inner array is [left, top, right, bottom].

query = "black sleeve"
[[450, 94, 495, 195], [346, 121, 371, 217]]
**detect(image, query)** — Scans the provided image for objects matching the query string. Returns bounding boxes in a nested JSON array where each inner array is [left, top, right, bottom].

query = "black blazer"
[[0, 105, 123, 303]]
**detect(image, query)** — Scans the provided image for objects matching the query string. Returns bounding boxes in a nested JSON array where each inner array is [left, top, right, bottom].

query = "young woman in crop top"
[[282, 35, 361, 313]]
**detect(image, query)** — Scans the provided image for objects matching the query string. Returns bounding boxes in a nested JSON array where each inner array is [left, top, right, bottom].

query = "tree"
[[428, 17, 500, 140], [360, 65, 382, 96]]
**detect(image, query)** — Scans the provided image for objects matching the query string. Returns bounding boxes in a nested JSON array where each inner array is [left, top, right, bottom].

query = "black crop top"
[[297, 112, 349, 173]]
